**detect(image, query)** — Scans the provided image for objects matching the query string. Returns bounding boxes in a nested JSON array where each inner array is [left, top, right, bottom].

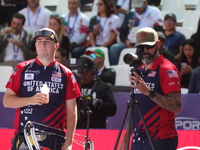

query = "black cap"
[[33, 28, 58, 43], [80, 55, 96, 69], [157, 31, 166, 41], [164, 13, 177, 22]]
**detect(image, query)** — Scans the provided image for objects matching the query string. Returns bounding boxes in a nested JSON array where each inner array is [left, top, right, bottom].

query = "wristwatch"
[[148, 89, 156, 98]]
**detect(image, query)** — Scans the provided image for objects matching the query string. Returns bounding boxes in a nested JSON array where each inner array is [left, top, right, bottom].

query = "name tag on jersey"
[[25, 73, 34, 80]]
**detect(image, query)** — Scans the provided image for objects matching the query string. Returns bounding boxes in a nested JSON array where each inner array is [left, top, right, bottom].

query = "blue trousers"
[[109, 42, 126, 65]]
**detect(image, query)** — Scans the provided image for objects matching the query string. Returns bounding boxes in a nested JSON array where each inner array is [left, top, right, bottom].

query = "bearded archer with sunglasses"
[[3, 28, 81, 150], [118, 27, 182, 150]]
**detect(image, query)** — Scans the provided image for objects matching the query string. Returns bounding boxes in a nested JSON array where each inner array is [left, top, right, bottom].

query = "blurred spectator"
[[190, 18, 200, 56], [88, 0, 120, 48], [49, 15, 70, 59], [147, 0, 161, 6], [55, 47, 67, 64], [85, 49, 116, 85], [81, 0, 93, 4], [176, 39, 200, 88], [0, 0, 27, 28], [109, 0, 163, 65], [77, 55, 116, 128], [163, 13, 186, 60], [18, 0, 52, 36], [157, 31, 175, 64], [0, 13, 35, 68], [188, 66, 200, 93], [63, 0, 89, 59], [114, 0, 130, 26]]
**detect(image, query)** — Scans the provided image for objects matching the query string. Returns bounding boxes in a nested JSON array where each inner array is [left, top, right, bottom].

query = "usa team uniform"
[[6, 58, 81, 149], [132, 55, 181, 150]]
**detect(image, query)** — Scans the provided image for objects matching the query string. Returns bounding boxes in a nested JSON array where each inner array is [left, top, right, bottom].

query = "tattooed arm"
[[129, 72, 182, 114], [148, 91, 182, 113]]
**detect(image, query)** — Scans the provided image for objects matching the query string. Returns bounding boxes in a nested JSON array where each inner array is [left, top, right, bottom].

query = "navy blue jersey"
[[6, 58, 81, 134], [132, 55, 181, 143]]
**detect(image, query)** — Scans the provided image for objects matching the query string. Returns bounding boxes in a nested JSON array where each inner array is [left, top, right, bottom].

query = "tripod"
[[77, 78, 100, 150], [113, 69, 155, 150]]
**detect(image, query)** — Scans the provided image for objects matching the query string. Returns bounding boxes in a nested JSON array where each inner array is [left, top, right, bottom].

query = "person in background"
[[119, 27, 182, 150], [55, 47, 67, 64], [55, 47, 82, 88], [188, 66, 200, 93], [3, 28, 81, 150], [85, 49, 116, 85], [77, 55, 116, 128], [176, 39, 200, 88], [19, 0, 52, 36], [190, 17, 200, 56], [109, 0, 163, 65], [163, 13, 186, 61], [49, 15, 70, 59], [157, 31, 175, 64], [63, 0, 89, 59], [88, 0, 120, 48], [114, 0, 130, 26], [0, 13, 35, 68], [147, 0, 161, 6]]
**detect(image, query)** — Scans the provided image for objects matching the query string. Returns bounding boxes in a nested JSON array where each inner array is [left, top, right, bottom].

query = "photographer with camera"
[[77, 55, 117, 129], [119, 27, 182, 150]]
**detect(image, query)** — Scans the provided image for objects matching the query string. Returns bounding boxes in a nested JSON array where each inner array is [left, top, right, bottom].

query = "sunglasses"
[[138, 44, 156, 50], [35, 30, 57, 42], [90, 53, 102, 58], [164, 20, 174, 24]]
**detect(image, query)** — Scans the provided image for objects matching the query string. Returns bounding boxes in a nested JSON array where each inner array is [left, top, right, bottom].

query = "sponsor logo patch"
[[51, 77, 61, 82], [24, 73, 34, 80]]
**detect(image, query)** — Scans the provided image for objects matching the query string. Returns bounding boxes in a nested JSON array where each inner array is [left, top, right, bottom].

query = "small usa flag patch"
[[148, 71, 156, 77], [167, 70, 178, 78], [52, 71, 61, 78]]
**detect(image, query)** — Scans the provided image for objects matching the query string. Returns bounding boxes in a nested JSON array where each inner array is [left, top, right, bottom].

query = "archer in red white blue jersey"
[[6, 58, 81, 135]]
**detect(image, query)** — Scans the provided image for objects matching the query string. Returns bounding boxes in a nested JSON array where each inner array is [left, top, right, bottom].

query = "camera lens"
[[123, 53, 143, 68], [123, 53, 138, 65]]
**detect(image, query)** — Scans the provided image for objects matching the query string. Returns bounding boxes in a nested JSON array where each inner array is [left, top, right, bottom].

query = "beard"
[[142, 48, 158, 65]]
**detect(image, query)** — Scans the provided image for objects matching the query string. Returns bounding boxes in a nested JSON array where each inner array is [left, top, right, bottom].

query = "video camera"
[[123, 47, 143, 69]]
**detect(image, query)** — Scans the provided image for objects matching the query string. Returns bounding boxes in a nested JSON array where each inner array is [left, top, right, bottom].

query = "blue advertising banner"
[[1, 92, 200, 130], [176, 94, 200, 130]]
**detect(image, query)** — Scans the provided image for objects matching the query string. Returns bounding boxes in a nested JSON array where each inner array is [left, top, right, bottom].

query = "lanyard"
[[27, 6, 41, 26], [133, 6, 148, 26], [164, 36, 171, 50], [66, 13, 79, 38], [11, 32, 22, 60], [98, 17, 108, 32]]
